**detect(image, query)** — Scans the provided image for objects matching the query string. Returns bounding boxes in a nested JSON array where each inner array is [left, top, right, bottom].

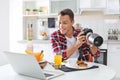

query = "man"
[[50, 8, 100, 61]]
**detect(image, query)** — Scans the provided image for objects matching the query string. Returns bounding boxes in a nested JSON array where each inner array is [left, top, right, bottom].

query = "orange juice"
[[34, 53, 41, 62], [34, 52, 44, 62], [54, 55, 62, 69]]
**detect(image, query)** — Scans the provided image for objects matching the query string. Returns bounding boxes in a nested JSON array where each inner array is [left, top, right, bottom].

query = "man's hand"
[[76, 32, 86, 48]]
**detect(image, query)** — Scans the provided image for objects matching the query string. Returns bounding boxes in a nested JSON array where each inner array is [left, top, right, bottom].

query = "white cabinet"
[[79, 0, 120, 15], [23, 0, 49, 15], [49, 0, 79, 14], [80, 0, 106, 9], [23, 0, 80, 15], [79, 0, 106, 12], [105, 0, 120, 14], [107, 42, 120, 77], [23, 0, 51, 40]]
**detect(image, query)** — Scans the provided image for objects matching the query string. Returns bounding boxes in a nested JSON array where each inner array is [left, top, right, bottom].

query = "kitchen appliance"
[[48, 18, 55, 28], [95, 49, 107, 65]]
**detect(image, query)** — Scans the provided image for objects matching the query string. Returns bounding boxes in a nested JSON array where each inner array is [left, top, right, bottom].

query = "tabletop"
[[0, 63, 116, 80]]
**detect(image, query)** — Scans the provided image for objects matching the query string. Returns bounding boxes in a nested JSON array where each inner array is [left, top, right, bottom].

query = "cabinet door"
[[91, 0, 106, 8], [80, 0, 106, 9], [105, 0, 120, 14], [107, 0, 119, 10], [107, 44, 120, 77], [50, 0, 79, 14], [23, 0, 49, 40]]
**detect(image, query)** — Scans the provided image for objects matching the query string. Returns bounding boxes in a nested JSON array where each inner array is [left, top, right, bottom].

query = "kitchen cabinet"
[[23, 0, 80, 16], [23, 0, 51, 40], [107, 41, 120, 77], [80, 0, 106, 9], [104, 0, 120, 14], [79, 0, 120, 15], [79, 0, 106, 13], [49, 0, 79, 15], [23, 0, 49, 15]]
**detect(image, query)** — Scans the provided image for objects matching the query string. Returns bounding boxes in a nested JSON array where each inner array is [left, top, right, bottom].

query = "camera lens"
[[82, 28, 103, 47], [94, 36, 103, 46], [88, 33, 103, 47]]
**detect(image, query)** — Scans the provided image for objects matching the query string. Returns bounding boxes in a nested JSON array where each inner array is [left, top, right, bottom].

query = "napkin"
[[59, 65, 99, 72]]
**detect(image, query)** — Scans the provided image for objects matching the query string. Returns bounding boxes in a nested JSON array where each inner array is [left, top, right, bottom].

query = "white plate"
[[65, 62, 93, 69], [65, 58, 93, 69]]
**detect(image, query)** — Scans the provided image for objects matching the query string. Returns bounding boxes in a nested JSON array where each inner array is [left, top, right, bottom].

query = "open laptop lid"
[[4, 51, 63, 80]]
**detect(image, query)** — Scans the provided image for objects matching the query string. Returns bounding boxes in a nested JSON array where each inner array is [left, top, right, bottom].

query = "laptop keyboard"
[[39, 62, 54, 77], [44, 73, 53, 77]]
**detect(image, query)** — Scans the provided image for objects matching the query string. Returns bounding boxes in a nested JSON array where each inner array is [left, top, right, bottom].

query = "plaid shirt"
[[50, 28, 100, 61]]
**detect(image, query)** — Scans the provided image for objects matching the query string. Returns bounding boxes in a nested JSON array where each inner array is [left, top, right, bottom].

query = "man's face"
[[58, 15, 74, 35]]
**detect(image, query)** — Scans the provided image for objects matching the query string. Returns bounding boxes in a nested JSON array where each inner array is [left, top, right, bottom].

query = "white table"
[[0, 63, 116, 80]]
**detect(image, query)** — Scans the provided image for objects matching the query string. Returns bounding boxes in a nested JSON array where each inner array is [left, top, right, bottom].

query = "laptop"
[[4, 51, 64, 80]]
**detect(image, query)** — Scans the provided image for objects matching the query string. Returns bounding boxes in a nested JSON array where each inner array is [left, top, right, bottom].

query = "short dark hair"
[[58, 8, 74, 21]]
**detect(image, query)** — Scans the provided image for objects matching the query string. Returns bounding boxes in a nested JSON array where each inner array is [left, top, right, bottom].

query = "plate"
[[65, 59, 93, 69]]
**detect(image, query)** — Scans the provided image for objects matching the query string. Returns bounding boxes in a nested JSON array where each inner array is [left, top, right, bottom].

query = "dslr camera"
[[82, 28, 103, 47]]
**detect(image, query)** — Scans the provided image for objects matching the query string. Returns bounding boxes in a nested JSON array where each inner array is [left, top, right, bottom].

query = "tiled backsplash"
[[73, 15, 120, 41]]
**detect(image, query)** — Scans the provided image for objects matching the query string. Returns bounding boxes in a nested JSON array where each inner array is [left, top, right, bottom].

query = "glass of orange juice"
[[34, 53, 41, 62], [54, 54, 62, 69]]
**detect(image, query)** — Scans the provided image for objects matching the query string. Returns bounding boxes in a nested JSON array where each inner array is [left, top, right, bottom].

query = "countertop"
[[18, 40, 50, 44], [18, 40, 120, 44]]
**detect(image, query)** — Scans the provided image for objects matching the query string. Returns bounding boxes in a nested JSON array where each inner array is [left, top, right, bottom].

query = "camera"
[[82, 28, 103, 47]]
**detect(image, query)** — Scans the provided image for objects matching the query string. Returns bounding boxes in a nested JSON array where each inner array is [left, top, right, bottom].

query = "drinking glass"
[[54, 54, 62, 69]]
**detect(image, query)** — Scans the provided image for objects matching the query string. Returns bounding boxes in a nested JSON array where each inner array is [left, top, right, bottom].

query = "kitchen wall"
[[46, 11, 120, 42], [9, 0, 120, 51], [9, 0, 23, 52], [0, 0, 9, 66], [74, 11, 120, 41]]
